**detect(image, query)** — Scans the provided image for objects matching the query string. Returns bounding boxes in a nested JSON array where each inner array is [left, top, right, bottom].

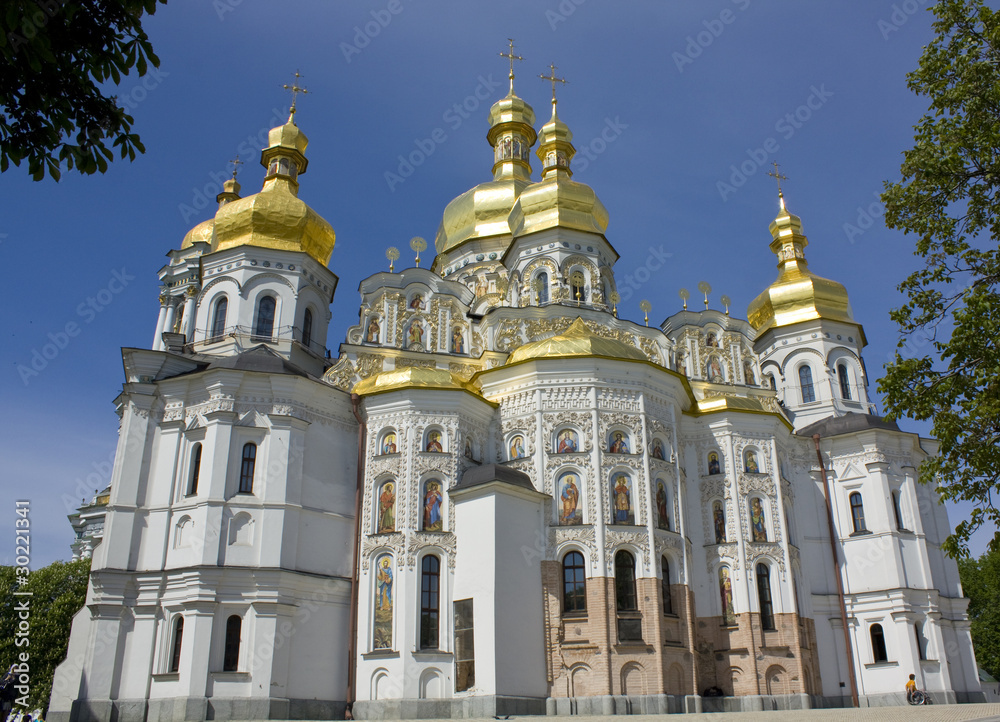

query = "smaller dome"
[[181, 218, 214, 249], [507, 318, 647, 365], [268, 121, 308, 157], [352, 366, 483, 397]]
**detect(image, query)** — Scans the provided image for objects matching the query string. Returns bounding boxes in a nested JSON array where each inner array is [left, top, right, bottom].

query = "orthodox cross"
[[499, 38, 523, 93], [228, 154, 243, 181], [767, 161, 788, 196], [283, 70, 309, 119], [539, 63, 568, 105]]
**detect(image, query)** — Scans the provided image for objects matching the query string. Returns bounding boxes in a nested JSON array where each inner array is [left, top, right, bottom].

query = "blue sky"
[[3, 0, 995, 566]]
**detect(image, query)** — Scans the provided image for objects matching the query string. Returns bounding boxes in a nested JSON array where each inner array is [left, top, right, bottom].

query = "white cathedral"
[[49, 65, 985, 720]]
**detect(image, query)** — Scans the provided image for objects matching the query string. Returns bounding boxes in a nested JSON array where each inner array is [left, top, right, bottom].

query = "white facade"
[[49, 85, 983, 722]]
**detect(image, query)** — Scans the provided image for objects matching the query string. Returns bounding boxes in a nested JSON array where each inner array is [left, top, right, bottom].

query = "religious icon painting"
[[707, 355, 724, 382], [651, 438, 665, 460], [719, 566, 735, 626], [655, 480, 670, 531], [556, 429, 579, 454], [380, 432, 397, 455], [422, 480, 443, 532], [373, 554, 393, 649], [713, 500, 727, 543], [706, 332, 717, 347], [744, 450, 760, 474], [366, 317, 380, 343], [376, 481, 395, 533], [750, 497, 768, 542], [508, 435, 526, 460], [611, 473, 634, 525], [464, 437, 474, 460], [409, 294, 425, 310], [426, 430, 444, 453], [608, 431, 630, 454], [451, 327, 465, 354], [708, 452, 721, 475], [558, 472, 582, 525]]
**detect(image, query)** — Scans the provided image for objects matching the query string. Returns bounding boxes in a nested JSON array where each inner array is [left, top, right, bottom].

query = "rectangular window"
[[420, 556, 440, 649], [454, 599, 475, 692], [892, 491, 905, 531]]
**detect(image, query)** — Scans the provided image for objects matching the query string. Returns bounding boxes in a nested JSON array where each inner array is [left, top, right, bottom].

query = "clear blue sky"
[[2, 0, 994, 565]]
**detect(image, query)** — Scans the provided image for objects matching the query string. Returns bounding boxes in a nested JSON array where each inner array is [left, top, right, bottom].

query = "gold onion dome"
[[747, 195, 855, 333], [352, 366, 482, 397], [508, 100, 608, 238], [212, 117, 336, 266], [434, 90, 537, 255], [181, 217, 215, 249], [507, 317, 646, 364]]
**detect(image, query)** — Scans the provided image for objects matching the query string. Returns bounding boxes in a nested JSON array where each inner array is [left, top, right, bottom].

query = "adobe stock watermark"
[[178, 106, 287, 223], [384, 74, 504, 192], [842, 190, 885, 244], [573, 116, 628, 174], [618, 245, 673, 302], [716, 84, 834, 202], [340, 0, 409, 63], [672, 0, 752, 73], [877, 0, 932, 40], [16, 268, 136, 386], [544, 0, 588, 31], [115, 67, 169, 112]]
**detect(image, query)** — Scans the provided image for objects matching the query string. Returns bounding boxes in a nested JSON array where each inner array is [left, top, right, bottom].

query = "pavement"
[[388, 705, 1000, 722]]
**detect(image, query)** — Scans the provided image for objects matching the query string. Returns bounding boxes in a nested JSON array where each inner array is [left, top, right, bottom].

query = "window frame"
[[756, 563, 775, 631], [419, 555, 441, 650], [223, 615, 242, 672], [238, 442, 257, 494], [849, 491, 868, 534], [562, 551, 587, 615], [254, 295, 276, 340], [187, 443, 202, 496], [301, 307, 314, 349], [211, 296, 228, 341], [838, 363, 852, 400], [799, 365, 816, 403], [168, 615, 184, 673], [870, 622, 889, 663], [661, 556, 674, 616]]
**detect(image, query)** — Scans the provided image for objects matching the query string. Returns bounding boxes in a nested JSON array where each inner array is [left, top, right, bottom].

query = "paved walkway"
[[402, 705, 1000, 722]]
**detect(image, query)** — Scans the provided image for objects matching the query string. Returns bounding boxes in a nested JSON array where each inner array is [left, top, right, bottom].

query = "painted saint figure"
[[708, 452, 721, 475], [407, 320, 424, 349], [750, 497, 767, 542], [708, 356, 723, 382], [464, 437, 473, 460], [720, 567, 735, 625], [713, 500, 726, 543], [706, 332, 717, 347], [423, 481, 443, 532], [426, 430, 443, 453], [557, 429, 579, 453], [509, 435, 525, 460], [609, 431, 629, 454], [656, 481, 670, 531], [651, 438, 665, 460], [366, 318, 380, 343], [377, 482, 395, 533], [381, 432, 397, 455], [452, 327, 465, 354], [373, 555, 393, 650], [559, 474, 581, 525], [409, 294, 425, 310], [744, 359, 756, 385], [377, 556, 393, 608], [745, 451, 760, 474], [613, 473, 633, 525]]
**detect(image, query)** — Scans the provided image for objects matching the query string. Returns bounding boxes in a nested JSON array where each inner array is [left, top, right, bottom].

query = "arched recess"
[[569, 663, 590, 698], [173, 516, 193, 549], [228, 512, 254, 546], [667, 663, 685, 696], [765, 664, 788, 696], [371, 669, 391, 700], [620, 661, 645, 696], [419, 668, 443, 699]]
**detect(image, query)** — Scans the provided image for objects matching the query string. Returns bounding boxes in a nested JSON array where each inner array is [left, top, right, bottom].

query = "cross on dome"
[[499, 38, 523, 94], [539, 63, 568, 107], [282, 70, 310, 122]]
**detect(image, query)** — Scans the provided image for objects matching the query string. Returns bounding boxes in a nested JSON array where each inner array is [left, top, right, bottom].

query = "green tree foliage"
[[879, 0, 1000, 558], [0, 0, 167, 180], [958, 548, 1000, 680], [0, 558, 91, 713]]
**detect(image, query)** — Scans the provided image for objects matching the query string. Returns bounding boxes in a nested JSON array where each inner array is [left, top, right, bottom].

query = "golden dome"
[[434, 92, 537, 256], [509, 102, 608, 238], [212, 119, 335, 266], [352, 366, 484, 398], [507, 317, 647, 364], [181, 218, 215, 249], [747, 195, 854, 334]]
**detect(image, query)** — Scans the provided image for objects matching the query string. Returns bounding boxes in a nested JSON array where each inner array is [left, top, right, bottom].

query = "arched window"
[[254, 295, 276, 339], [799, 365, 815, 403], [892, 490, 905, 531], [537, 272, 549, 304], [211, 297, 228, 340], [614, 551, 637, 612], [223, 615, 241, 672], [756, 563, 775, 630], [238, 442, 256, 494], [169, 616, 184, 673], [661, 557, 674, 616], [849, 491, 867, 533], [767, 374, 777, 391], [914, 622, 926, 661], [562, 551, 586, 614], [870, 623, 888, 663], [301, 308, 313, 349], [420, 555, 440, 649], [838, 363, 852, 400], [570, 270, 586, 302], [187, 443, 202, 496]]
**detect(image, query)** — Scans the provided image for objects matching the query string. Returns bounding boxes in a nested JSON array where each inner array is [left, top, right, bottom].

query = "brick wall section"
[[541, 563, 697, 698]]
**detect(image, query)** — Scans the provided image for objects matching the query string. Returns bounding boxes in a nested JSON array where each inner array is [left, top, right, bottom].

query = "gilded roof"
[[352, 366, 483, 398], [181, 218, 214, 249], [506, 318, 647, 364]]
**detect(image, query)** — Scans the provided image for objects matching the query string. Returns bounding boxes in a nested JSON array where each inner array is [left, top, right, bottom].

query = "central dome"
[[507, 318, 647, 364]]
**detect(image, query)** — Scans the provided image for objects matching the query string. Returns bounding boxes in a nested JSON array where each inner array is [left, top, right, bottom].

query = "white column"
[[182, 292, 197, 342], [152, 298, 168, 350], [162, 299, 178, 343]]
